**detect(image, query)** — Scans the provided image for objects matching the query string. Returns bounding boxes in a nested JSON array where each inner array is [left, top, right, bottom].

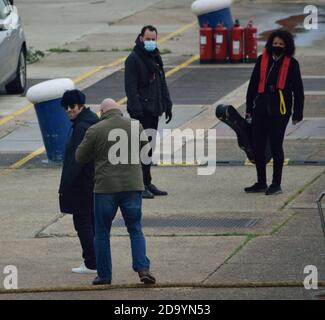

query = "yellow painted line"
[[0, 52, 199, 175], [76, 21, 197, 85], [117, 96, 128, 106], [244, 159, 254, 166], [9, 147, 45, 169], [74, 58, 128, 84], [157, 160, 201, 167], [245, 159, 290, 166], [0, 102, 34, 126], [115, 54, 199, 107], [73, 66, 107, 85], [157, 21, 197, 44], [157, 164, 201, 167], [0, 21, 197, 128], [0, 115, 14, 126], [0, 147, 45, 177], [165, 54, 200, 77]]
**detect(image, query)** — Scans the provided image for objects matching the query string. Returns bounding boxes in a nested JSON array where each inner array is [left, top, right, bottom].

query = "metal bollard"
[[316, 192, 325, 239]]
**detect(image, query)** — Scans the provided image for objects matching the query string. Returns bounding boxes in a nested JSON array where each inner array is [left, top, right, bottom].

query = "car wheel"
[[5, 49, 27, 94]]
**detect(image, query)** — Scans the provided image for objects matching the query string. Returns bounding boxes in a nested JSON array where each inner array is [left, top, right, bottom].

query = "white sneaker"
[[71, 262, 97, 274]]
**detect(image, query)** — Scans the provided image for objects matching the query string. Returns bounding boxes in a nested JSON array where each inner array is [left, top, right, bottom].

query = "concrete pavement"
[[1, 0, 325, 300]]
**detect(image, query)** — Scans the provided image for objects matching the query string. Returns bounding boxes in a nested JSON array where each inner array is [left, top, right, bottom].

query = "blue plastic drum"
[[27, 79, 75, 163], [191, 0, 233, 29]]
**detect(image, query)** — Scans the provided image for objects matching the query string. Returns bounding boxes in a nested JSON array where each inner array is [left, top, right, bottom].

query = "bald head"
[[100, 98, 119, 115]]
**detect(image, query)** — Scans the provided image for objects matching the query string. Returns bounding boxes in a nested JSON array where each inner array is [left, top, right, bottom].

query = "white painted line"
[[305, 91, 325, 95], [302, 76, 325, 79]]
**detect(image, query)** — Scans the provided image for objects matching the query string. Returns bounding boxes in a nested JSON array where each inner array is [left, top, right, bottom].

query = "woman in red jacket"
[[245, 30, 304, 195]]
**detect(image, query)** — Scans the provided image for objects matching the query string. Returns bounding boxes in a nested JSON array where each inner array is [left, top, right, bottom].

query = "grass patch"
[[280, 169, 325, 210], [223, 234, 258, 264], [160, 48, 172, 55], [77, 48, 108, 53], [269, 214, 296, 235], [77, 47, 91, 52], [48, 48, 71, 53], [26, 48, 45, 64]]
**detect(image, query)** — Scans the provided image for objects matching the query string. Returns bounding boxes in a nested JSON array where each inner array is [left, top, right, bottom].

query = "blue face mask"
[[144, 40, 157, 52]]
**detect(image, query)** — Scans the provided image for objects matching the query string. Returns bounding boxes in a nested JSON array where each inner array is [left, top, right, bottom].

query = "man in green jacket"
[[76, 98, 156, 286]]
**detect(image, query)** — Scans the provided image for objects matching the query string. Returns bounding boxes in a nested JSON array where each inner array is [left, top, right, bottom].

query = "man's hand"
[[165, 111, 172, 124]]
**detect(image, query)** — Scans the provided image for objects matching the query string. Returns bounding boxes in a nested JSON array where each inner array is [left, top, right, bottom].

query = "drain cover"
[[112, 217, 259, 229]]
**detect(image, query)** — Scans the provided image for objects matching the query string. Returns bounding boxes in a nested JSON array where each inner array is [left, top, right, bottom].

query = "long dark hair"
[[265, 30, 295, 57]]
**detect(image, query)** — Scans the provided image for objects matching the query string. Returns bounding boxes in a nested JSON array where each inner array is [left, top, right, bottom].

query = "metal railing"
[[317, 192, 325, 239]]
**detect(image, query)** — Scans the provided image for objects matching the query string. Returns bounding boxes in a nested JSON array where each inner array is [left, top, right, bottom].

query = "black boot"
[[244, 183, 267, 193], [265, 184, 283, 195], [142, 186, 155, 199], [147, 183, 168, 196]]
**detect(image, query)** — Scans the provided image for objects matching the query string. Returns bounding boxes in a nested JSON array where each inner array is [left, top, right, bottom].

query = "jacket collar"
[[71, 107, 88, 125], [100, 108, 123, 120]]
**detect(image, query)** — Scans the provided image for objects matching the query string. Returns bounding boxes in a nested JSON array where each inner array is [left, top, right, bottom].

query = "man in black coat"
[[59, 89, 99, 274], [125, 25, 173, 199]]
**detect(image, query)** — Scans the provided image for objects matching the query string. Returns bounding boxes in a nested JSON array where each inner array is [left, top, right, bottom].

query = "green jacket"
[[76, 109, 148, 194]]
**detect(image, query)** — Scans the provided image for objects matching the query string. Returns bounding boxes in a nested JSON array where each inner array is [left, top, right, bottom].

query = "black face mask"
[[272, 46, 285, 57]]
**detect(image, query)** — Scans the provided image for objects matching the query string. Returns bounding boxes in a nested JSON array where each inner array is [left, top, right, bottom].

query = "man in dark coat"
[[125, 25, 173, 199], [59, 89, 99, 274]]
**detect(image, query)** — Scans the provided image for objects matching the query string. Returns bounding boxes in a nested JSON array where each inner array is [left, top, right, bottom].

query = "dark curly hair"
[[265, 30, 295, 57]]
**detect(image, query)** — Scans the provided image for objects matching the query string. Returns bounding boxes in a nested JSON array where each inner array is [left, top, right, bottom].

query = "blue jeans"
[[94, 191, 150, 281]]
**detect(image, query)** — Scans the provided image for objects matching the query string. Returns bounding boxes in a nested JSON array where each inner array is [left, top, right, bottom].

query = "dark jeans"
[[94, 192, 150, 281], [73, 210, 96, 270], [139, 115, 159, 185], [252, 114, 290, 186]]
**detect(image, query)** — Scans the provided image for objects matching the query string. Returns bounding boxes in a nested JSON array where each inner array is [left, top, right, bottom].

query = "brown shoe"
[[138, 271, 156, 284]]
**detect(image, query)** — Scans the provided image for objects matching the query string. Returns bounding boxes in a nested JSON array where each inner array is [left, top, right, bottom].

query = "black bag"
[[215, 104, 271, 164]]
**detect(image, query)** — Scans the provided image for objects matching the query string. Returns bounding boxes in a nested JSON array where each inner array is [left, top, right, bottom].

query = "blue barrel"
[[27, 79, 75, 162], [191, 0, 233, 29]]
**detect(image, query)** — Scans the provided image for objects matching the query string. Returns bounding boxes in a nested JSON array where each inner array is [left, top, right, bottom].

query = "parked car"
[[0, 0, 26, 94]]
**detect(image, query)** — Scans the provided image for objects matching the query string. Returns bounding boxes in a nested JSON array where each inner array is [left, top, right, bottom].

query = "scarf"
[[133, 35, 164, 75]]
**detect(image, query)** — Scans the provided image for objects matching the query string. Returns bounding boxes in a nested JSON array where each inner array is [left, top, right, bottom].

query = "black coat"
[[246, 54, 304, 121], [124, 41, 173, 119], [59, 108, 99, 214]]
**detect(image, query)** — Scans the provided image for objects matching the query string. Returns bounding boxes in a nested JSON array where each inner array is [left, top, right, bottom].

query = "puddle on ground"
[[258, 9, 325, 47]]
